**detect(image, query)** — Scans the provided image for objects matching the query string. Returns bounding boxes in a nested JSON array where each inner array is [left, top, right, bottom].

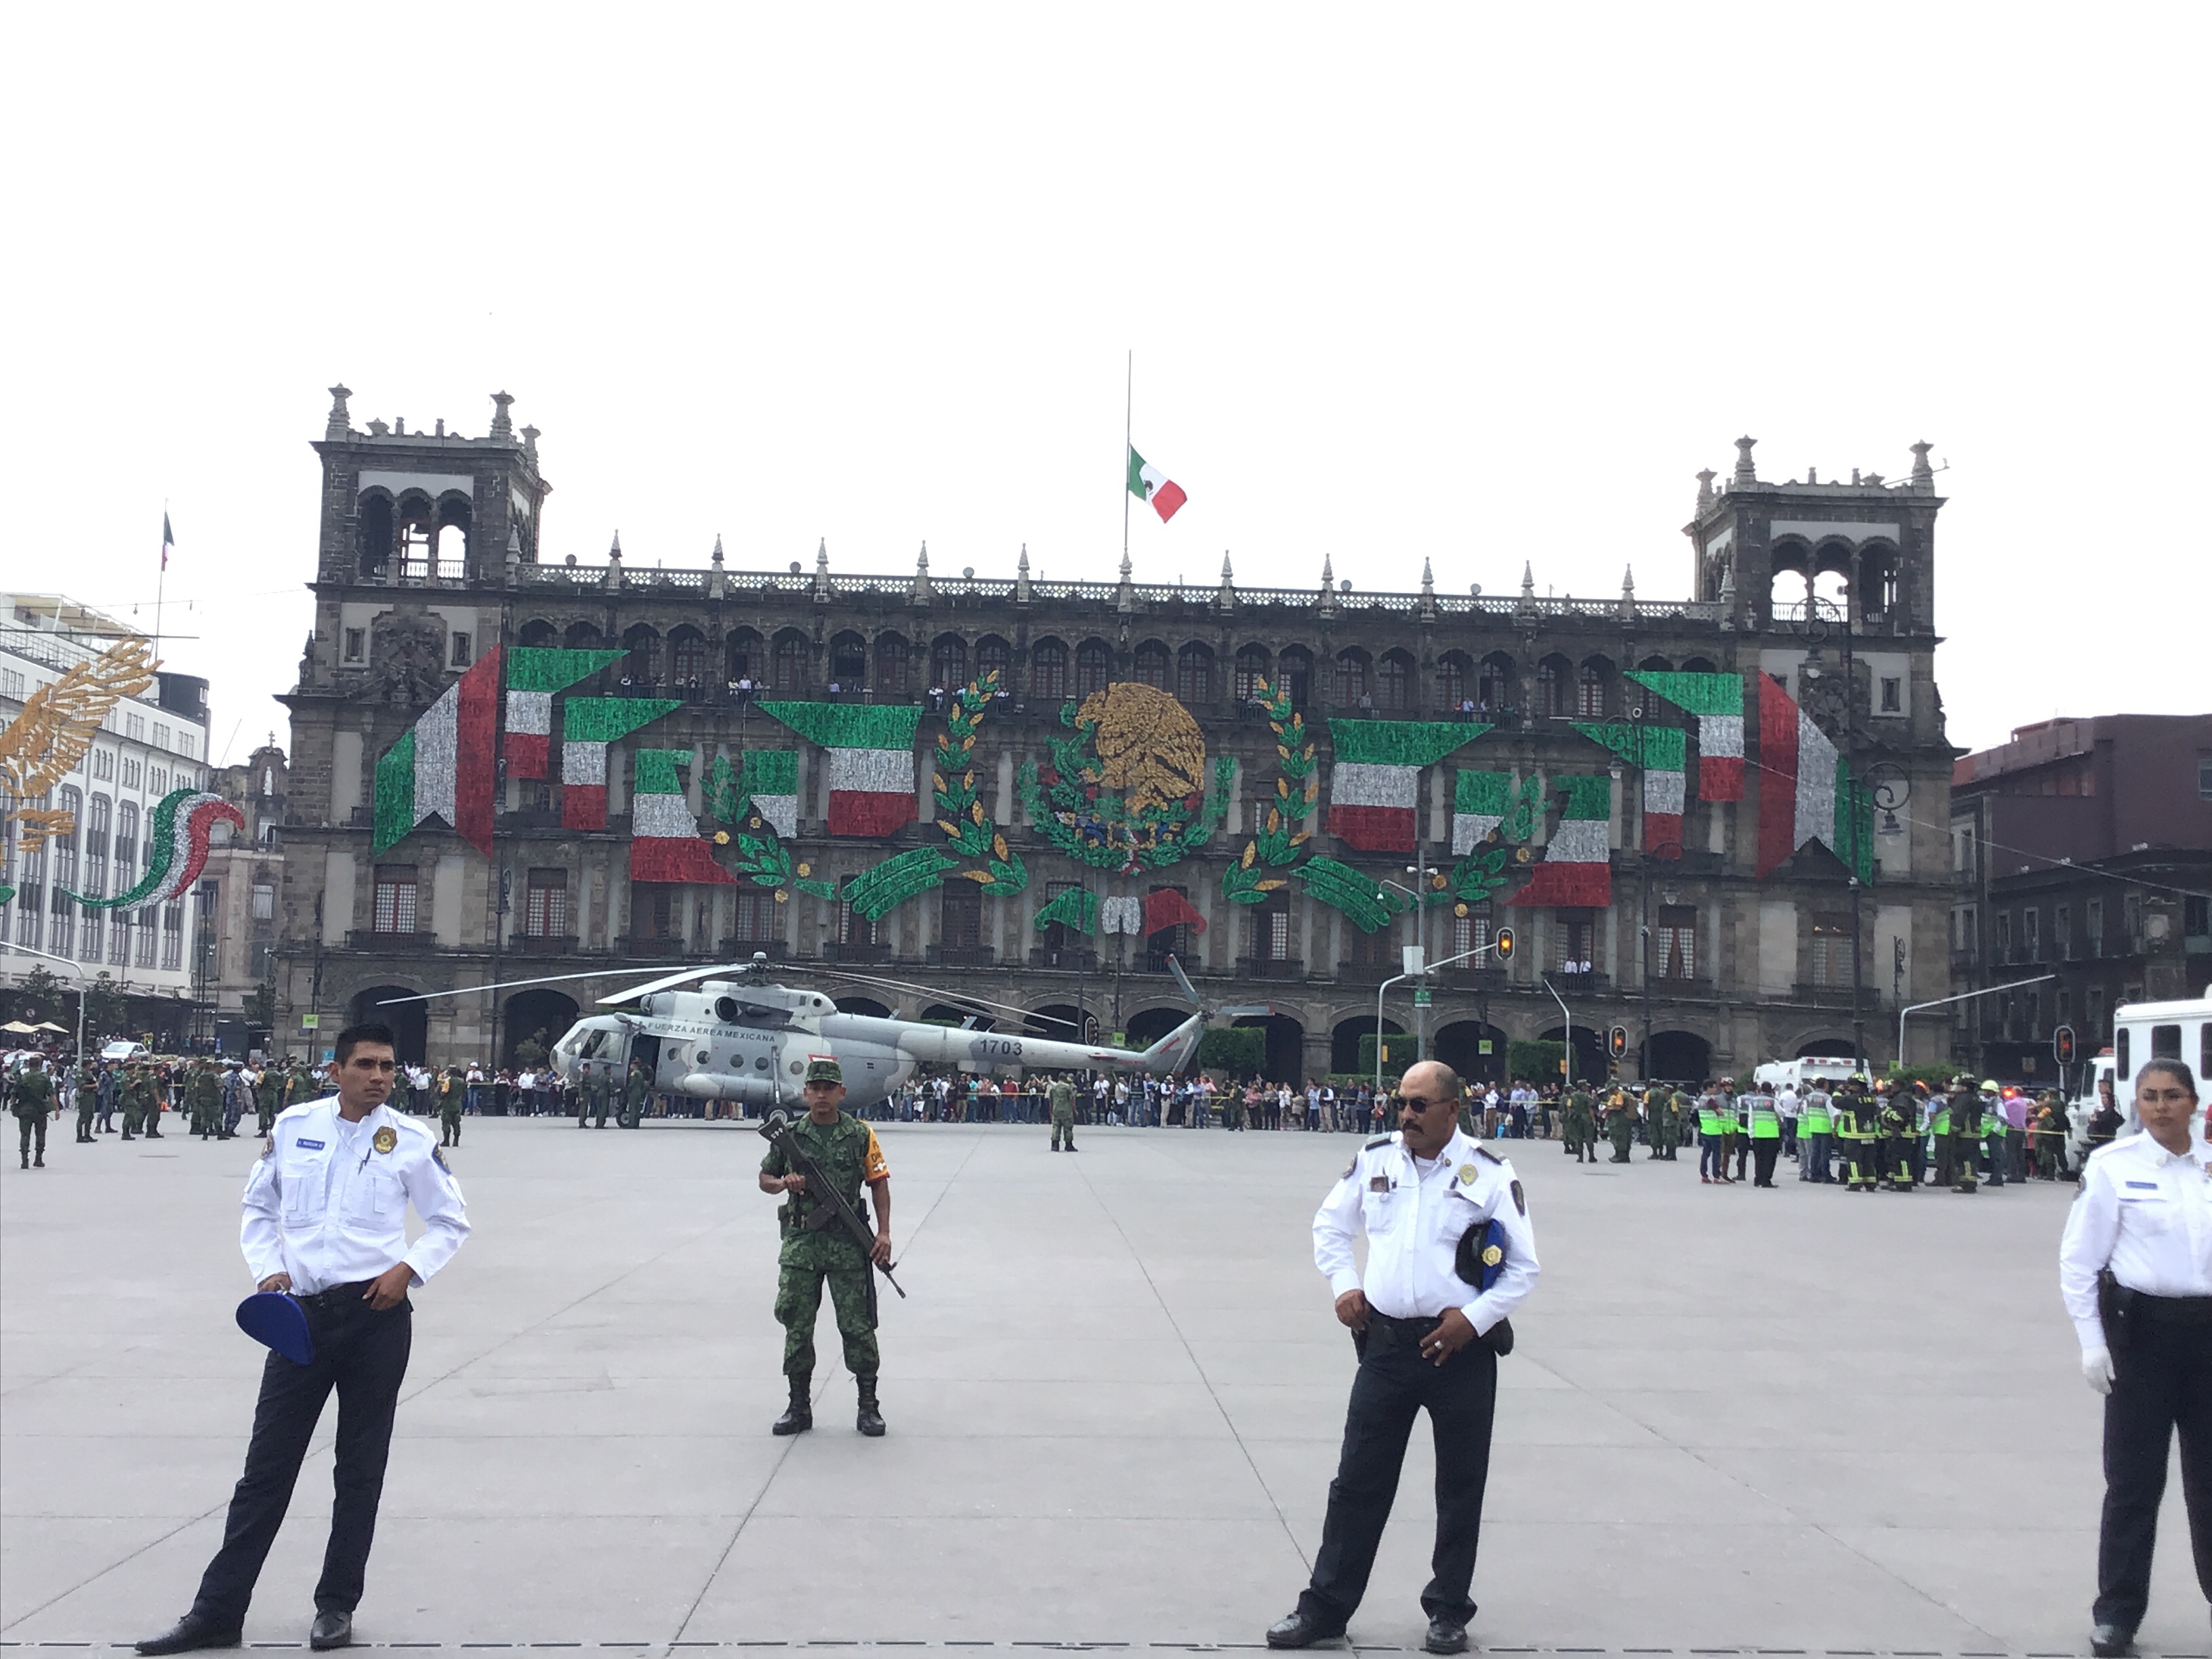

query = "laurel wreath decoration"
[[1221, 675, 1319, 906], [1018, 687, 1231, 875], [933, 671, 1028, 897]]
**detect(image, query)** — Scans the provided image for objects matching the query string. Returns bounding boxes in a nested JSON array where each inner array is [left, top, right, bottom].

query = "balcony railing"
[[613, 935, 685, 958], [346, 929, 434, 951], [1028, 946, 1099, 972], [823, 940, 889, 965], [718, 938, 790, 962], [512, 933, 581, 956], [928, 944, 997, 968], [1236, 956, 1306, 981]]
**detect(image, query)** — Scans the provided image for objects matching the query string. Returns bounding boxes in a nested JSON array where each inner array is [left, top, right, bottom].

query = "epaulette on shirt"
[[1364, 1135, 1393, 1150], [1473, 1145, 1503, 1165]]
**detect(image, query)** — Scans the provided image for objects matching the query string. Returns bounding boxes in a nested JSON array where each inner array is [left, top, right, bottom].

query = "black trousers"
[[1751, 1140, 1780, 1185], [1300, 1312, 1498, 1628], [2095, 1302, 2212, 1633], [192, 1288, 413, 1626]]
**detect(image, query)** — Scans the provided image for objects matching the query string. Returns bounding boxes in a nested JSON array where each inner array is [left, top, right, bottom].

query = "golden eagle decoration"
[[0, 636, 159, 851]]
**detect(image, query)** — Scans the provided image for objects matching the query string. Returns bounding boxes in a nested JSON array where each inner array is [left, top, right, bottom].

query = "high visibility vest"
[[1801, 1094, 1832, 1133], [1749, 1101, 1781, 1139], [1698, 1102, 1723, 1135]]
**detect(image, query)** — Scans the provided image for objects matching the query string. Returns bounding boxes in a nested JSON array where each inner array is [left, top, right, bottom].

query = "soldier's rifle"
[[758, 1110, 907, 1299]]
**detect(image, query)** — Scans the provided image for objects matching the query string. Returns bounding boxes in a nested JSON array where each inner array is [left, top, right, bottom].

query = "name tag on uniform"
[[295, 1139, 326, 1150], [1369, 1174, 1391, 1192], [2124, 1180, 2158, 1189]]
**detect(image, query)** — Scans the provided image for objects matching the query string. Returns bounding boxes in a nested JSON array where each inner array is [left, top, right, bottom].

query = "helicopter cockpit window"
[[577, 1030, 609, 1059], [715, 996, 742, 1023]]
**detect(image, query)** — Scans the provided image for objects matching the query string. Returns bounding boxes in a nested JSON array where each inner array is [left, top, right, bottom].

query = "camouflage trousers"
[[775, 1237, 879, 1378], [1050, 1111, 1076, 1150]]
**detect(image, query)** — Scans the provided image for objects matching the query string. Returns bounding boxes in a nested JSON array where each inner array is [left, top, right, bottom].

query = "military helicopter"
[[388, 956, 1208, 1114]]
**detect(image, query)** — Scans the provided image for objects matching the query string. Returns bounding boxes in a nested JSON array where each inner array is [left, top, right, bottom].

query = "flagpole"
[[1122, 350, 1132, 566], [153, 504, 167, 661]]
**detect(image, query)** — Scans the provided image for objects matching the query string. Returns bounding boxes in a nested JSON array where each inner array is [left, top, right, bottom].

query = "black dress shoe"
[[1424, 1614, 1469, 1654], [1265, 1610, 1343, 1649], [136, 1615, 242, 1655], [310, 1610, 352, 1650], [2089, 1624, 2133, 1658]]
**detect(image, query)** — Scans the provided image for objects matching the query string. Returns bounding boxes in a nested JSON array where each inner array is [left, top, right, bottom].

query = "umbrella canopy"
[[34, 1021, 70, 1033], [0, 1020, 40, 1035]]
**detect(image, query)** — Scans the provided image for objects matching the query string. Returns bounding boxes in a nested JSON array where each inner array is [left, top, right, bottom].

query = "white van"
[[1752, 1054, 1858, 1093], [2078, 985, 2212, 1144]]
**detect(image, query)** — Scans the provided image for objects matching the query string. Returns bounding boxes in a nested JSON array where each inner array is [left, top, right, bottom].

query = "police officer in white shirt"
[[1267, 1060, 1540, 1656], [2057, 1058, 2211, 1657], [137, 1023, 470, 1657]]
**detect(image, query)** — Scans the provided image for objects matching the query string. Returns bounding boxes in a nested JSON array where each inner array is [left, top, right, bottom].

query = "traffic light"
[[1493, 926, 1515, 962], [2054, 1024, 2076, 1066], [1608, 1024, 1629, 1061]]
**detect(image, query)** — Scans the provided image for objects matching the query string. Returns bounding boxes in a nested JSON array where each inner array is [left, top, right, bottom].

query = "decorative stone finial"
[[712, 533, 725, 565], [325, 384, 352, 441], [1718, 563, 1737, 632], [506, 523, 522, 558], [1910, 441, 1935, 492], [1519, 560, 1536, 606], [605, 531, 623, 592], [1732, 436, 1759, 489], [911, 541, 933, 605], [1696, 468, 1716, 510], [520, 424, 539, 459], [813, 537, 832, 600], [1116, 550, 1135, 613], [1016, 544, 1033, 603], [1215, 551, 1235, 610], [490, 391, 514, 438], [1619, 565, 1637, 621]]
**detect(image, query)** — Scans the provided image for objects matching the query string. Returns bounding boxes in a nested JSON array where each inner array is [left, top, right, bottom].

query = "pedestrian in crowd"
[[1776, 1082, 1800, 1161], [1799, 1078, 1835, 1183], [1729, 1082, 1755, 1181], [760, 1057, 894, 1439], [2085, 1087, 2126, 1162], [1984, 1088, 2010, 1187], [1696, 1082, 1727, 1183], [2057, 1059, 2210, 1659], [11, 1054, 58, 1168], [96, 1061, 120, 1134], [1746, 1086, 1782, 1186], [1265, 1061, 1538, 1656], [132, 1022, 470, 1656]]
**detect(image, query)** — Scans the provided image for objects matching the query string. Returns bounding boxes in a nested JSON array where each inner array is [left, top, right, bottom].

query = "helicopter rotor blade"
[[380, 966, 682, 1005], [595, 960, 763, 1005], [1164, 953, 1204, 1012], [801, 964, 1041, 1024]]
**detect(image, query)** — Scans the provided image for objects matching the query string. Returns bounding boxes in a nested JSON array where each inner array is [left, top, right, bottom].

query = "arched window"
[[1233, 643, 1271, 701], [1478, 653, 1515, 716], [563, 620, 603, 651], [1176, 643, 1213, 705], [772, 631, 808, 690], [1536, 654, 1572, 718], [434, 496, 471, 582], [1375, 649, 1413, 712], [1074, 639, 1111, 697], [1277, 646, 1314, 708], [357, 493, 394, 579], [1335, 649, 1370, 707], [1576, 657, 1614, 718], [827, 632, 868, 688], [396, 492, 434, 581], [621, 625, 659, 687], [726, 628, 763, 684], [976, 636, 1011, 692], [517, 619, 558, 649], [669, 627, 711, 689], [1682, 655, 1719, 674], [1030, 638, 1067, 702], [930, 634, 968, 690], [874, 633, 910, 695], [1132, 640, 1170, 689], [1435, 652, 1469, 710], [1637, 654, 1672, 674]]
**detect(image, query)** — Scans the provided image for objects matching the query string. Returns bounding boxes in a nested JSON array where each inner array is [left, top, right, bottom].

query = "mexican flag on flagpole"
[[1571, 722, 1687, 858], [504, 648, 624, 778], [1451, 770, 1513, 855], [560, 697, 680, 830], [1628, 670, 1744, 800], [1126, 446, 1187, 523], [758, 702, 922, 836], [1755, 676, 1869, 880], [372, 647, 502, 856], [629, 750, 734, 884], [1507, 775, 1613, 908], [737, 749, 799, 839], [1326, 720, 1490, 852]]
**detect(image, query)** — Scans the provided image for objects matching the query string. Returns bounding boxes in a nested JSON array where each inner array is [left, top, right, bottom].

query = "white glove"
[[2081, 1347, 2116, 1395]]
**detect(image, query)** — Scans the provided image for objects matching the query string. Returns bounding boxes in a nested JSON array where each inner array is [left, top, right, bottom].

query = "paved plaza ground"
[[2, 1118, 2205, 1656]]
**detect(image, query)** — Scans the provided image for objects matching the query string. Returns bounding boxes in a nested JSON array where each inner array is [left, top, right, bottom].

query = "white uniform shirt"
[[1313, 1128, 1540, 1335], [242, 1097, 470, 1294], [2057, 1127, 2212, 1353]]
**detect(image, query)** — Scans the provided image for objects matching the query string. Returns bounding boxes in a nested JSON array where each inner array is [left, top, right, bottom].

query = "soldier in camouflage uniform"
[[621, 1058, 651, 1128], [188, 1059, 223, 1139], [438, 1066, 466, 1146], [11, 1056, 58, 1168], [286, 1059, 323, 1108], [1561, 1086, 1596, 1164], [759, 1057, 895, 1438], [253, 1063, 285, 1136], [74, 1059, 100, 1143]]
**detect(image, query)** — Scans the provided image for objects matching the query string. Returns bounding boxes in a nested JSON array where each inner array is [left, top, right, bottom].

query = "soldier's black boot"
[[856, 1374, 886, 1437], [772, 1374, 813, 1435]]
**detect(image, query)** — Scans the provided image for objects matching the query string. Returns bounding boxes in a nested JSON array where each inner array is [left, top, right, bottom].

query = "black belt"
[[1367, 1310, 1454, 1332], [297, 1280, 376, 1310], [2132, 1291, 2212, 1324]]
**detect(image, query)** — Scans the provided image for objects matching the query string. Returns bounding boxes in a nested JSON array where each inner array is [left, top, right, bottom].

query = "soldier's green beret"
[[804, 1056, 844, 1085]]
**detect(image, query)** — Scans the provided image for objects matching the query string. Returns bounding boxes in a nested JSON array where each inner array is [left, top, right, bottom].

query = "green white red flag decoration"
[[1126, 445, 1187, 523], [757, 701, 921, 836], [737, 748, 799, 839], [628, 749, 733, 884], [1451, 770, 1513, 855], [1571, 722, 1686, 857], [505, 648, 623, 778], [60, 787, 243, 911], [1507, 775, 1613, 908], [1754, 676, 1871, 881], [560, 697, 680, 830], [1326, 720, 1490, 852], [373, 647, 502, 855], [1628, 670, 1744, 800]]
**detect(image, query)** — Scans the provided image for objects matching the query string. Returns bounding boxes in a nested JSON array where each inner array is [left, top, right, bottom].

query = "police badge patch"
[[1509, 1179, 1526, 1216], [372, 1126, 398, 1155]]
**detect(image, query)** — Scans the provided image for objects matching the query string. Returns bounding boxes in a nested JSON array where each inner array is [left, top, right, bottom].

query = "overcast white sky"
[[3, 5, 2204, 763]]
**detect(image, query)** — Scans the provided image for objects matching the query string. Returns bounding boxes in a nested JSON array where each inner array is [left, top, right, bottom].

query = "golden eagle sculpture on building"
[[0, 636, 158, 853]]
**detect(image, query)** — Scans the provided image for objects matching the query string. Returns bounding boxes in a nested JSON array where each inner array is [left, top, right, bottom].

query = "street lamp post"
[[1374, 941, 1499, 1102]]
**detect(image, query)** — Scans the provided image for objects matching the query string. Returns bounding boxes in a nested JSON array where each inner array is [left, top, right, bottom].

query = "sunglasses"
[[1397, 1095, 1454, 1112]]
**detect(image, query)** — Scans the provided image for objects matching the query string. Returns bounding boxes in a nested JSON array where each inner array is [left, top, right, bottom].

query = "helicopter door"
[[628, 1032, 663, 1088]]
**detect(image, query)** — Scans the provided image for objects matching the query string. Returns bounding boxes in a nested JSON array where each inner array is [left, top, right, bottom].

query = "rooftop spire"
[[1910, 440, 1936, 493], [1696, 468, 1716, 510], [911, 540, 932, 605], [1732, 436, 1759, 489], [1016, 543, 1032, 603], [489, 390, 514, 439], [325, 384, 352, 442]]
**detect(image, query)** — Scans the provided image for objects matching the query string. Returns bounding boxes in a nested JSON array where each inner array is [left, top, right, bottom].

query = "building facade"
[[198, 741, 289, 1051], [272, 390, 1959, 1084], [1950, 715, 2212, 1084], [1, 594, 216, 1046]]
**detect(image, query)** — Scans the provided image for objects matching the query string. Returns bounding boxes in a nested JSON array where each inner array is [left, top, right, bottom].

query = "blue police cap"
[[235, 1292, 314, 1366]]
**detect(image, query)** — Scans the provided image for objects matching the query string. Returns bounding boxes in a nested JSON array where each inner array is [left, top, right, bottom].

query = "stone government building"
[[274, 386, 1957, 1085]]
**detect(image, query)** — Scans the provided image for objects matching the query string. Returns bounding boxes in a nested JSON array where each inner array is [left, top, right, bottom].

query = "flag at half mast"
[[1127, 446, 1187, 523]]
